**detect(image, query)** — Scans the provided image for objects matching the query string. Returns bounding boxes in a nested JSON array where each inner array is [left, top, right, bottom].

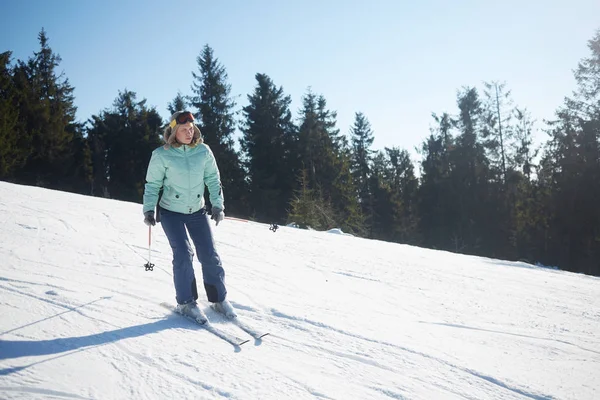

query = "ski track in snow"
[[107, 342, 235, 399], [0, 276, 76, 293], [422, 321, 600, 356], [369, 386, 409, 400], [267, 308, 557, 400], [0, 386, 92, 399]]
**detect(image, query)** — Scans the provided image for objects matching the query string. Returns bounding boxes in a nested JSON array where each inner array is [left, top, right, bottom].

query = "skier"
[[142, 111, 236, 323]]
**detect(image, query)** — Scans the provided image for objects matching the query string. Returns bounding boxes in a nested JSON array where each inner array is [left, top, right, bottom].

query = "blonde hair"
[[163, 123, 203, 148]]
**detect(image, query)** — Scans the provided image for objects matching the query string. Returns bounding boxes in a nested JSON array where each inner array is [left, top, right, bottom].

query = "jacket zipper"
[[185, 146, 192, 214]]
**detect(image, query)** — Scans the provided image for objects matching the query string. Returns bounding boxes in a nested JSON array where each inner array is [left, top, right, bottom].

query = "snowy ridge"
[[0, 181, 599, 400]]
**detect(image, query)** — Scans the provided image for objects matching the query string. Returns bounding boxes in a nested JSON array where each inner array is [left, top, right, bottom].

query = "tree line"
[[1, 29, 599, 276]]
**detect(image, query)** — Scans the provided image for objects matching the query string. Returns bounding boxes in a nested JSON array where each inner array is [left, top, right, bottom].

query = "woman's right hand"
[[144, 211, 156, 226]]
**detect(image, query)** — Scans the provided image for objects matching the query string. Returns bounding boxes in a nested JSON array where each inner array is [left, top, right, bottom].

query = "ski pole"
[[145, 225, 154, 271]]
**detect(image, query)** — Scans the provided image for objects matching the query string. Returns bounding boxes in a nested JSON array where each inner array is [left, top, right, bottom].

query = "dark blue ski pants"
[[160, 208, 227, 304]]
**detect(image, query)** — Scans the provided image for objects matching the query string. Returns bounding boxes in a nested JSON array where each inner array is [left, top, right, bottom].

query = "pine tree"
[[330, 138, 364, 235], [418, 112, 456, 249], [502, 107, 539, 261], [349, 112, 374, 207], [190, 45, 247, 216], [13, 29, 81, 188], [297, 89, 337, 195], [481, 82, 521, 258], [297, 91, 338, 200], [316, 95, 363, 233], [567, 29, 600, 117], [293, 89, 363, 233], [0, 51, 27, 179], [240, 73, 298, 222], [367, 151, 399, 240], [535, 29, 600, 275], [167, 92, 188, 115], [288, 169, 336, 230], [450, 87, 491, 254], [87, 90, 163, 201], [34, 29, 77, 182], [384, 147, 419, 243], [513, 107, 537, 179], [482, 81, 514, 184]]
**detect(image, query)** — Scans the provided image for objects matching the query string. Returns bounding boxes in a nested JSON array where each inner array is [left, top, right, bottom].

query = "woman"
[[142, 110, 236, 322]]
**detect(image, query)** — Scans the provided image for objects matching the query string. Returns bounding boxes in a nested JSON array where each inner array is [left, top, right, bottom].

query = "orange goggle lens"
[[176, 112, 194, 124], [170, 111, 195, 128]]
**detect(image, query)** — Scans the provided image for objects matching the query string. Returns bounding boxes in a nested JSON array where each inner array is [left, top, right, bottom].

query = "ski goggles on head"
[[169, 111, 194, 128]]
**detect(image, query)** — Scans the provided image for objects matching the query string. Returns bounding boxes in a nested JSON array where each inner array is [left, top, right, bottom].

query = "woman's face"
[[175, 123, 194, 144]]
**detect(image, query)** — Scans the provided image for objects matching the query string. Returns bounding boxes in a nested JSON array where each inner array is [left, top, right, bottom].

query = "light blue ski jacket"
[[143, 143, 224, 215]]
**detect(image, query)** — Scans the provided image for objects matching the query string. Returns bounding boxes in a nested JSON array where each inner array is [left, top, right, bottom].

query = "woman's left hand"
[[211, 207, 224, 226]]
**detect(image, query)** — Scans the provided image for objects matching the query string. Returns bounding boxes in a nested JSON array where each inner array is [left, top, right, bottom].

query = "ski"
[[160, 302, 249, 347], [210, 304, 270, 340], [231, 318, 270, 340]]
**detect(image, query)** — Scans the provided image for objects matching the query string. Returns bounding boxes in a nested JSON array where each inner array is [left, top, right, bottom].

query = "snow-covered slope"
[[0, 181, 598, 400]]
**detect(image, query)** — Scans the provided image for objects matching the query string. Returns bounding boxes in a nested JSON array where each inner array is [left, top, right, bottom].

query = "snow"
[[326, 228, 353, 236], [0, 180, 599, 400]]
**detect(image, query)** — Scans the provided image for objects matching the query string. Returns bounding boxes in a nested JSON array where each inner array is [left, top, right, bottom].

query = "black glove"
[[144, 211, 156, 226], [211, 207, 224, 226]]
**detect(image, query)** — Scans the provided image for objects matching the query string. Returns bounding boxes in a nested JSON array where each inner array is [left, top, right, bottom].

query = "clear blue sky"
[[1, 0, 599, 160]]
